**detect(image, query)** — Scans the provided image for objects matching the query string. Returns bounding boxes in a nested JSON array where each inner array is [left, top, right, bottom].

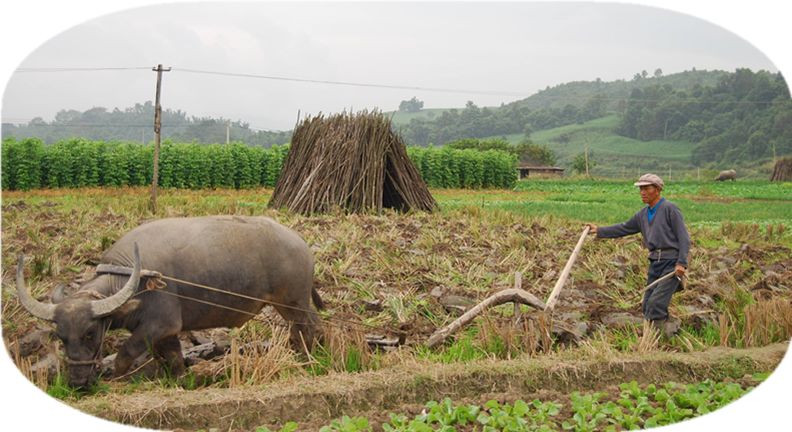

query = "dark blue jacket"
[[597, 199, 690, 267]]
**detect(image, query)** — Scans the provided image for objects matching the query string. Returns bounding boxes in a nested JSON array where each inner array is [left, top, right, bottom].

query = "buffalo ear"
[[51, 284, 68, 303], [110, 298, 141, 318]]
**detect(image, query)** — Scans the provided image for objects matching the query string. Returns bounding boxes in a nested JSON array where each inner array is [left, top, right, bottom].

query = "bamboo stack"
[[268, 110, 437, 214]]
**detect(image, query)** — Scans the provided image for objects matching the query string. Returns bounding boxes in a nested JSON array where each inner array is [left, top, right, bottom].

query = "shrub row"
[[407, 146, 518, 189], [1, 138, 289, 191], [2, 138, 517, 191]]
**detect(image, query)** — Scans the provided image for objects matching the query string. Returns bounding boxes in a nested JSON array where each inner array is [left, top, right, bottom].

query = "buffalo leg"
[[114, 331, 154, 376], [273, 304, 319, 353], [154, 335, 185, 377], [115, 322, 180, 377]]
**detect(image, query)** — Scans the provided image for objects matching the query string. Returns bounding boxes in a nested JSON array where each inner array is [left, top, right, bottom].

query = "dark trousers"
[[643, 259, 680, 321]]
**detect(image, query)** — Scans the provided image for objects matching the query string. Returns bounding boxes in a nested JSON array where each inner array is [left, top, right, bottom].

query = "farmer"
[[585, 173, 690, 337]]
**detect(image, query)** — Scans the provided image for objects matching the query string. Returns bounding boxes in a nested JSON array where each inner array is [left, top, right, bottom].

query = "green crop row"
[[407, 146, 518, 189], [2, 138, 518, 191], [1, 138, 289, 191], [254, 379, 756, 432]]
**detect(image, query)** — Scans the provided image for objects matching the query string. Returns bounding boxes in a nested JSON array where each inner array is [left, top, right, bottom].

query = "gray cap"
[[634, 173, 664, 190]]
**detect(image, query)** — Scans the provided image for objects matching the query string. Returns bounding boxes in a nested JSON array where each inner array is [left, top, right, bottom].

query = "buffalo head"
[[16, 244, 141, 388]]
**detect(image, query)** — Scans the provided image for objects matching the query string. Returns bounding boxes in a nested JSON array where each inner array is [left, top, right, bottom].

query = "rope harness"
[[94, 264, 388, 332]]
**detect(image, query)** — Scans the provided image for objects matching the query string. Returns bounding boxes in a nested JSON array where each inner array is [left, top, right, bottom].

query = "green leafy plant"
[[255, 421, 298, 432], [320, 416, 372, 432]]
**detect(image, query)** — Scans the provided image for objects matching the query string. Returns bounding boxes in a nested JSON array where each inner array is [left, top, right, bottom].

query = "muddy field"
[[2, 186, 791, 430]]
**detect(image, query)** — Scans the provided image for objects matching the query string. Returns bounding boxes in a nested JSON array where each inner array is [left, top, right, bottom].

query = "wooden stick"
[[643, 271, 678, 292], [425, 287, 546, 348], [544, 226, 589, 312]]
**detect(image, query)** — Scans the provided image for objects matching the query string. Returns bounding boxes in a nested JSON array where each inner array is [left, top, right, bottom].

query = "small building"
[[517, 165, 564, 179]]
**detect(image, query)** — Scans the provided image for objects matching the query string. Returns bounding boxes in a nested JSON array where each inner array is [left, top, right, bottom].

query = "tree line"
[[1, 101, 291, 147], [615, 68, 791, 165], [396, 98, 607, 146]]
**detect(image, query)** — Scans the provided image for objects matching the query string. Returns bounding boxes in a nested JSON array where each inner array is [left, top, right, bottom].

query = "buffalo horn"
[[15, 255, 57, 321], [90, 243, 142, 317]]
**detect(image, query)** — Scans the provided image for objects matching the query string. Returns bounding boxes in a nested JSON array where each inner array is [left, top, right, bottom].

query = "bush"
[[3, 137, 45, 190]]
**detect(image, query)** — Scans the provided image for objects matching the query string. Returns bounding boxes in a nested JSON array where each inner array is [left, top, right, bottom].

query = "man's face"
[[639, 185, 660, 205]]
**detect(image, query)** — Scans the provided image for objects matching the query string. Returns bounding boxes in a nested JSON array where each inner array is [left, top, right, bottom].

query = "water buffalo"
[[16, 216, 322, 388], [715, 169, 737, 181]]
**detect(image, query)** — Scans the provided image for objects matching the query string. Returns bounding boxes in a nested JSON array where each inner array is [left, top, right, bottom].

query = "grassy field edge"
[[70, 342, 788, 430]]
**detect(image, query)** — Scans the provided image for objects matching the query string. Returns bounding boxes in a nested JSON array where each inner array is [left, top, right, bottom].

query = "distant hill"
[[388, 69, 728, 126], [510, 69, 728, 112], [391, 69, 741, 146], [391, 68, 790, 174]]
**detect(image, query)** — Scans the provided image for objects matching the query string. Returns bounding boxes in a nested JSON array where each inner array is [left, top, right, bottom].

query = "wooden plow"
[[426, 226, 590, 348]]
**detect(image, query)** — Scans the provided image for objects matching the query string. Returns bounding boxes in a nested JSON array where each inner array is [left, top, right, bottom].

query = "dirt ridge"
[[71, 342, 789, 430]]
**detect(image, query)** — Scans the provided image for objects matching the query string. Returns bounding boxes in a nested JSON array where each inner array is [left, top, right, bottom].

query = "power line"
[[1, 122, 287, 132], [175, 67, 529, 97], [12, 65, 789, 105], [14, 64, 530, 97], [15, 67, 152, 72]]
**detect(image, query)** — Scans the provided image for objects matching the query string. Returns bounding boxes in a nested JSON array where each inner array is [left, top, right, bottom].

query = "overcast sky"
[[1, 1, 784, 132]]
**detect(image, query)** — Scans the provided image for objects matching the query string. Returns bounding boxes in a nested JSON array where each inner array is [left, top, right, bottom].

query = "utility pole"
[[150, 64, 171, 214], [226, 120, 230, 145]]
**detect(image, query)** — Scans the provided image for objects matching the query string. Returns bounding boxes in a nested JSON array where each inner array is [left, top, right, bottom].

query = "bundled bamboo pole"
[[269, 110, 436, 214]]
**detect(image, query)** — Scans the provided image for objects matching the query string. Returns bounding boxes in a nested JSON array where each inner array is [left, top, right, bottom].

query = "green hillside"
[[536, 116, 697, 178], [388, 70, 728, 127], [487, 115, 699, 178], [488, 116, 777, 179], [513, 69, 728, 111]]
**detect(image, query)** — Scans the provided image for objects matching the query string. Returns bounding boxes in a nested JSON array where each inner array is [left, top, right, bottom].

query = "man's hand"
[[675, 264, 687, 277], [584, 223, 598, 235]]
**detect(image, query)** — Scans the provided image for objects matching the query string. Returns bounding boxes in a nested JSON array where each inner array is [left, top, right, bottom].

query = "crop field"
[[2, 179, 791, 431]]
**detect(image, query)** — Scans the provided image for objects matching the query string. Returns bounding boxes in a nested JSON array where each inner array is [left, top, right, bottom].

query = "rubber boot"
[[650, 319, 667, 338], [664, 316, 681, 338]]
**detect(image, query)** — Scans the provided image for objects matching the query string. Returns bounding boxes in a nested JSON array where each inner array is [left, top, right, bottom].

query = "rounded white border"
[[2, 1, 789, 431]]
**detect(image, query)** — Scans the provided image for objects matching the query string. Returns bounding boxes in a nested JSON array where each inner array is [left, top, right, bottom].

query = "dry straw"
[[13, 342, 51, 390], [269, 110, 436, 214], [743, 298, 792, 347], [225, 325, 305, 387]]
